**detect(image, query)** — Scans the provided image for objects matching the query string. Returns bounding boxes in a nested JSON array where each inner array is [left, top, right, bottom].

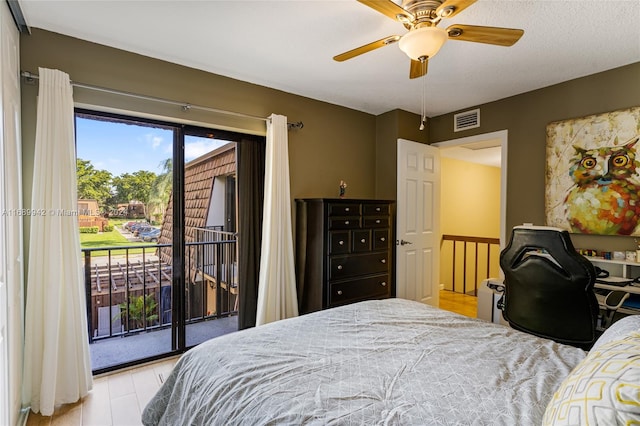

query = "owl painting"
[[565, 137, 640, 235]]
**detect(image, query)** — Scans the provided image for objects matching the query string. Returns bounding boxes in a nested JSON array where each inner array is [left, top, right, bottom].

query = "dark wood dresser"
[[295, 198, 395, 314]]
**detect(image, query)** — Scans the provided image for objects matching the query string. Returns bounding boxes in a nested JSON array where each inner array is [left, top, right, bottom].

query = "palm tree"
[[116, 294, 159, 331], [147, 158, 172, 224]]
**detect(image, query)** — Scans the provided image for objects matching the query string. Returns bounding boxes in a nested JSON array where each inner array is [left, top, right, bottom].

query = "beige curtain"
[[22, 68, 92, 415], [255, 114, 298, 325]]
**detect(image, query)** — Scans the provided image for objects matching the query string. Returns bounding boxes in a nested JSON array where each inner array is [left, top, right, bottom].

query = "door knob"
[[397, 239, 413, 246]]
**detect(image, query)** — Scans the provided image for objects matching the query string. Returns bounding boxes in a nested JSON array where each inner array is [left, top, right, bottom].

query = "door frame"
[[432, 129, 508, 252]]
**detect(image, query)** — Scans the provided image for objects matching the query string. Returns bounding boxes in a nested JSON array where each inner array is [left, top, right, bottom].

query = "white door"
[[396, 139, 440, 306]]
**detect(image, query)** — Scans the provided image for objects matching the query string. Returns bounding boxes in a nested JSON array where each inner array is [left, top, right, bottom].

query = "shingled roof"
[[158, 143, 236, 267]]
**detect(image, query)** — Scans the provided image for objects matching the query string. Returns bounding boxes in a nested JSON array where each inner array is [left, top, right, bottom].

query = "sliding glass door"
[[181, 129, 239, 348], [76, 111, 177, 371], [76, 110, 260, 373]]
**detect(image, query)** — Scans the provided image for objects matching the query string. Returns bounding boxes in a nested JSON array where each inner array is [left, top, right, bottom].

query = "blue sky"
[[76, 117, 228, 176]]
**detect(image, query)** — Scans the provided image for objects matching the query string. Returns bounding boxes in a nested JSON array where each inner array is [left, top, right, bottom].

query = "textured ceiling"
[[18, 0, 640, 118]]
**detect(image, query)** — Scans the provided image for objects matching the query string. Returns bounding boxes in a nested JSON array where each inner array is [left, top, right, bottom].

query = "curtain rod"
[[20, 71, 304, 130]]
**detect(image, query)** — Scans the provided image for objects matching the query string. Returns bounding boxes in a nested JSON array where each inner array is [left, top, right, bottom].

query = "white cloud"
[[144, 133, 164, 150], [151, 136, 162, 149], [185, 139, 229, 162]]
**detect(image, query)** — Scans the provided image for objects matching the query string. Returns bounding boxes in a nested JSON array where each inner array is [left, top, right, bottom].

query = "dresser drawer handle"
[[381, 282, 387, 287], [380, 237, 386, 242], [344, 220, 350, 225], [339, 240, 344, 246], [361, 238, 366, 243], [337, 265, 343, 270], [337, 290, 343, 295], [375, 219, 381, 224], [376, 207, 381, 212], [380, 259, 386, 264], [345, 208, 350, 212]]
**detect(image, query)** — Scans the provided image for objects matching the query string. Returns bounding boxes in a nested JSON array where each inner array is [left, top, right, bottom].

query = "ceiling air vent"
[[454, 108, 480, 132]]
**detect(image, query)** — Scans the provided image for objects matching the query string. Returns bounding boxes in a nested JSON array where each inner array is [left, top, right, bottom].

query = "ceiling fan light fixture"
[[398, 26, 448, 61]]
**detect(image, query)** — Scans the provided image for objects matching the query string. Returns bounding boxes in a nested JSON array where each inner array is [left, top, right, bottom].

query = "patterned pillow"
[[542, 331, 640, 425]]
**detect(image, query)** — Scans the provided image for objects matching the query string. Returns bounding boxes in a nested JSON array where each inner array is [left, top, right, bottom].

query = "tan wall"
[[19, 28, 386, 241], [374, 109, 428, 200], [22, 30, 636, 289], [439, 157, 501, 292], [429, 62, 640, 253], [20, 29, 425, 258], [19, 28, 380, 200]]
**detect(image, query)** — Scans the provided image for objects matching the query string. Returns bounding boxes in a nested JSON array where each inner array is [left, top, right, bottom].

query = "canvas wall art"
[[546, 106, 640, 236]]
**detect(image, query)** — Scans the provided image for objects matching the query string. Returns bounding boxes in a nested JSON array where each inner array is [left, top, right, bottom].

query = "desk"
[[478, 277, 640, 326], [594, 282, 640, 295], [588, 257, 640, 281], [594, 282, 640, 315], [589, 257, 640, 315]]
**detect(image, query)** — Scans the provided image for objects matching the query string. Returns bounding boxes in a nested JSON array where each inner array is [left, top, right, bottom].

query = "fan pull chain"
[[419, 59, 427, 131]]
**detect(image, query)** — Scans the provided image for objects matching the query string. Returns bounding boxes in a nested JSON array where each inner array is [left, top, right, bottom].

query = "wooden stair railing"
[[441, 234, 500, 296]]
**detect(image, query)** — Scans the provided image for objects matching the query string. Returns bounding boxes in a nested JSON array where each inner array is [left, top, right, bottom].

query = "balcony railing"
[[193, 227, 238, 318], [82, 230, 238, 344]]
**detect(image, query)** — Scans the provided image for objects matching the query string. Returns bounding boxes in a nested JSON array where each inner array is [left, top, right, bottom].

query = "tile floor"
[[25, 357, 178, 426]]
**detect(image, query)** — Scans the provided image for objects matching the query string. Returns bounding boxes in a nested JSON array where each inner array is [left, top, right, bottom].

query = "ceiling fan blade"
[[409, 59, 428, 79], [446, 24, 524, 46], [357, 0, 414, 23], [333, 35, 400, 62], [436, 0, 476, 19]]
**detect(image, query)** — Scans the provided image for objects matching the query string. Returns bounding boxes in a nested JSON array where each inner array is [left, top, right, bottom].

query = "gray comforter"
[[142, 298, 585, 425]]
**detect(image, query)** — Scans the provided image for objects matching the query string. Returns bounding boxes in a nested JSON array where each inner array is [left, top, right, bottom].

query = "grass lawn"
[[80, 222, 158, 257]]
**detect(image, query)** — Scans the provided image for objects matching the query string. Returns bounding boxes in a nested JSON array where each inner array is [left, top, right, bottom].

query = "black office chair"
[[497, 226, 601, 349]]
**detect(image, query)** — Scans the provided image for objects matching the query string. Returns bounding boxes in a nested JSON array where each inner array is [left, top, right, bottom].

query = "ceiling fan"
[[334, 0, 524, 79]]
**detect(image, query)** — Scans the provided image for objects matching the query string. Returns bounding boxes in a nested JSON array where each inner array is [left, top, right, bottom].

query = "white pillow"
[[591, 314, 640, 351], [543, 327, 640, 425]]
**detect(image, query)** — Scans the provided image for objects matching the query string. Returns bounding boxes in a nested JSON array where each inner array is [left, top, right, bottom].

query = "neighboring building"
[[87, 143, 238, 338], [158, 142, 238, 318], [78, 199, 99, 216], [126, 201, 146, 219], [158, 142, 237, 261], [78, 199, 108, 231]]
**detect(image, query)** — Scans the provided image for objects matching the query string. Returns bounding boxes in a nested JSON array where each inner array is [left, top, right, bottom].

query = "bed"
[[142, 298, 640, 425]]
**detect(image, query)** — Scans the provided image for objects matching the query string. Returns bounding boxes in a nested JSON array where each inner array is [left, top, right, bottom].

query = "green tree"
[[76, 158, 113, 208], [117, 294, 159, 330], [112, 170, 157, 217], [148, 158, 172, 224]]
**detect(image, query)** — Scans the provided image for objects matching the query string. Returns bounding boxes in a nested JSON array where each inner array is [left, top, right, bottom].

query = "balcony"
[[83, 227, 238, 372]]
